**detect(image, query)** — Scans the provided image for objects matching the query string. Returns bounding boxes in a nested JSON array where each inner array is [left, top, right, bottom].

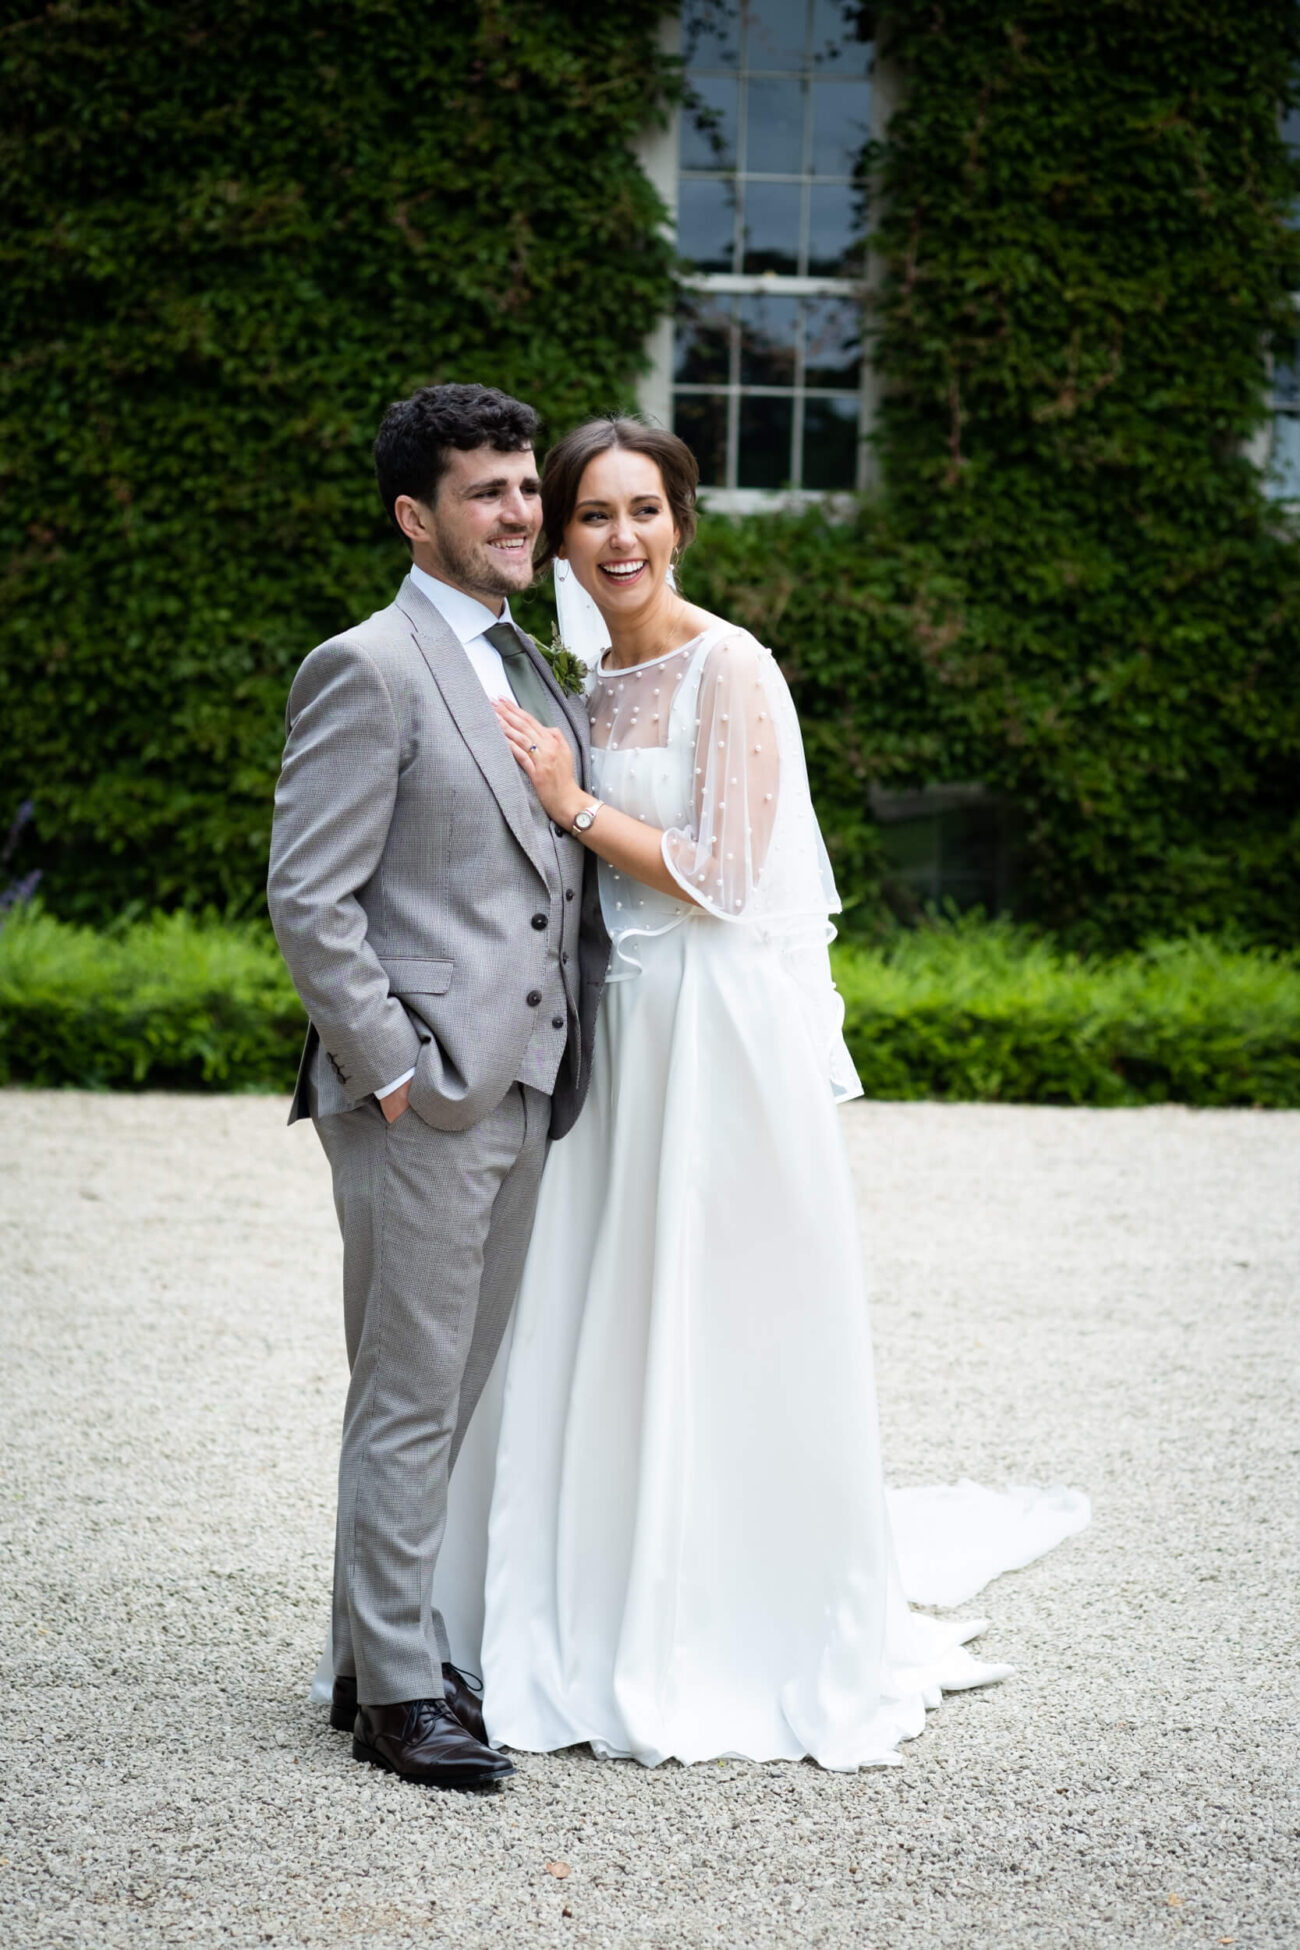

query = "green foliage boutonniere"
[[540, 627, 589, 698]]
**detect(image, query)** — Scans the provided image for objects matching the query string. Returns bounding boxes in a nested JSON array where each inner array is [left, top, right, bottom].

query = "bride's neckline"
[[595, 629, 712, 677]]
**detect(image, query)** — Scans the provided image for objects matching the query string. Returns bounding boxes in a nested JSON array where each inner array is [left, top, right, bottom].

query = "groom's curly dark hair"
[[374, 383, 540, 540]]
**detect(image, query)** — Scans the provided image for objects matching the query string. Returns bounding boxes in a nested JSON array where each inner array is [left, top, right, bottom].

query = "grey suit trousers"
[[315, 1083, 550, 1705]]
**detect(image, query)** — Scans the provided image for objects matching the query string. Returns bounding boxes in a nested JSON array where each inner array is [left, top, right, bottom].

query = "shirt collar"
[[410, 563, 514, 646]]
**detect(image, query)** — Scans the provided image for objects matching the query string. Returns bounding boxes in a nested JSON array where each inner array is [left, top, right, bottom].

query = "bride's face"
[[560, 448, 680, 615]]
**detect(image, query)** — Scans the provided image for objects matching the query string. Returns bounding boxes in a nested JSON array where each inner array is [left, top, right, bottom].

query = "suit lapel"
[[394, 575, 550, 878], [516, 630, 592, 786]]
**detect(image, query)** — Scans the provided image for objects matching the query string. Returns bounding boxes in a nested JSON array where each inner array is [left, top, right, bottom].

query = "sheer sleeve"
[[661, 633, 781, 919]]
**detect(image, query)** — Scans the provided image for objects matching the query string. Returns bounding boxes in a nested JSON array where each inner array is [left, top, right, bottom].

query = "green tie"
[[484, 620, 559, 728]]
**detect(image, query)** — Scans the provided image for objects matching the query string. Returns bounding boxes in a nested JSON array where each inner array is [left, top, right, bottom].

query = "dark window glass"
[[807, 182, 862, 274], [802, 395, 859, 488], [813, 0, 872, 73], [1275, 339, 1300, 410], [739, 295, 799, 386], [738, 395, 795, 488], [745, 77, 805, 174], [1272, 414, 1300, 497], [674, 393, 730, 489], [811, 78, 871, 175], [675, 298, 733, 385], [683, 0, 741, 67], [678, 178, 737, 273], [803, 295, 861, 386], [741, 179, 801, 274], [746, 0, 807, 70], [682, 75, 739, 170]]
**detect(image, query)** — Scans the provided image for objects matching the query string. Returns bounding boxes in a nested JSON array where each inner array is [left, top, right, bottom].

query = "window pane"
[[811, 77, 871, 175], [745, 77, 805, 175], [683, 0, 741, 67], [1270, 413, 1300, 499], [741, 179, 801, 274], [812, 0, 873, 75], [803, 296, 861, 386], [807, 181, 862, 273], [1275, 339, 1300, 410], [675, 393, 730, 489], [681, 75, 738, 170], [675, 297, 733, 385], [739, 295, 799, 385], [802, 395, 860, 489], [678, 177, 737, 273], [738, 395, 795, 488], [745, 0, 807, 70]]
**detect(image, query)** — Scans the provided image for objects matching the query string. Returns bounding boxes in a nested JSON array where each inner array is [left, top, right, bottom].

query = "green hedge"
[[0, 911, 303, 1091], [835, 920, 1300, 1107], [3, 912, 1297, 1107]]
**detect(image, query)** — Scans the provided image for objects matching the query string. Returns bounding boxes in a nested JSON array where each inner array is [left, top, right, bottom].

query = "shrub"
[[0, 910, 304, 1091], [833, 922, 1300, 1107], [2, 912, 1297, 1107]]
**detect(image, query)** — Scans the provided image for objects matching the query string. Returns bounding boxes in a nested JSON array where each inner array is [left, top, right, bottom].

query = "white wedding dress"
[[312, 619, 1088, 1769]]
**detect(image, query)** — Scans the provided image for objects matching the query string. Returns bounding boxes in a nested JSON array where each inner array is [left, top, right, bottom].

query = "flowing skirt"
[[313, 919, 1088, 1767]]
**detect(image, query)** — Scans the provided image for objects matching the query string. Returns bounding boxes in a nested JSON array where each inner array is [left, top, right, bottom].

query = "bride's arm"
[[494, 633, 781, 913], [492, 696, 699, 903]]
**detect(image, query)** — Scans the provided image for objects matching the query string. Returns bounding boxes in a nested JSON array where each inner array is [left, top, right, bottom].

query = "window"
[[1265, 107, 1300, 499], [1269, 333, 1300, 500], [870, 786, 1024, 918], [667, 1, 874, 503]]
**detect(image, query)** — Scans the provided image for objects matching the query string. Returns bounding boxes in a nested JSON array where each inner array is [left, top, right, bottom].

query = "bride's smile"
[[557, 446, 690, 652]]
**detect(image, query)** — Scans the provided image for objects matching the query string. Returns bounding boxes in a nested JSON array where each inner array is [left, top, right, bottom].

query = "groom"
[[268, 383, 608, 1788]]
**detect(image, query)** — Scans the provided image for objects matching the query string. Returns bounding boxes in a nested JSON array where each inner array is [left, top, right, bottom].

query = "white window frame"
[[636, 9, 899, 513]]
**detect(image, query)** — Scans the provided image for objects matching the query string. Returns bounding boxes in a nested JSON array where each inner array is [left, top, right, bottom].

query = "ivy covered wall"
[[4, 1, 1300, 948], [0, 0, 675, 917], [862, 0, 1300, 942]]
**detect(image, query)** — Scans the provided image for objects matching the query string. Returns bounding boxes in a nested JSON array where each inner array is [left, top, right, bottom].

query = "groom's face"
[[401, 445, 542, 607]]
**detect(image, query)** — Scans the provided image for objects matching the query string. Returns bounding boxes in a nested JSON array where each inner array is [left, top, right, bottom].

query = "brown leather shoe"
[[330, 1665, 487, 1743], [352, 1698, 514, 1787]]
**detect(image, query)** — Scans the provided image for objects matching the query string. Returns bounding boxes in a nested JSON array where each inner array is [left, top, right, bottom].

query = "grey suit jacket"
[[267, 573, 609, 1140]]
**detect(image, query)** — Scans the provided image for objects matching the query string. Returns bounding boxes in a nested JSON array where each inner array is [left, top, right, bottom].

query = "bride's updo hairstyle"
[[538, 417, 699, 569]]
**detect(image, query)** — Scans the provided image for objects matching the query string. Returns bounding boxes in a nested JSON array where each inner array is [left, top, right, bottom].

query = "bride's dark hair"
[[538, 417, 699, 569]]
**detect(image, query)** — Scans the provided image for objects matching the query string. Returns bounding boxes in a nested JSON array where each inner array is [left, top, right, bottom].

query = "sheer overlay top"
[[586, 624, 861, 1101]]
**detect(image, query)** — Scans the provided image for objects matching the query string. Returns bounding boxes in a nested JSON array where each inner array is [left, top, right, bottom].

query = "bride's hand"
[[493, 698, 585, 826]]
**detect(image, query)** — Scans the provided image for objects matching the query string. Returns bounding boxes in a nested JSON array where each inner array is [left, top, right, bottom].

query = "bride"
[[316, 418, 1088, 1769]]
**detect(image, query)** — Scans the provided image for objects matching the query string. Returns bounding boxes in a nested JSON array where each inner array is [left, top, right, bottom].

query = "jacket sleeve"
[[267, 638, 422, 1099]]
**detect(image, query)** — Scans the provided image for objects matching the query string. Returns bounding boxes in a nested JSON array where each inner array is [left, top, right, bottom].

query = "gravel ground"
[[0, 1091, 1296, 1950]]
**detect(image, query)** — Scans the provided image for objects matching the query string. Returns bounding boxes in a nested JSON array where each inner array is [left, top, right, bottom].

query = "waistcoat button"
[[551, 1015, 565, 1030], [531, 912, 547, 929], [564, 888, 575, 902], [526, 989, 542, 1007]]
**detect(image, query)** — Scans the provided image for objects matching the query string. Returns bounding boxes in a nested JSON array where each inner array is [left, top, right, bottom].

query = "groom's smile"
[[395, 443, 542, 611]]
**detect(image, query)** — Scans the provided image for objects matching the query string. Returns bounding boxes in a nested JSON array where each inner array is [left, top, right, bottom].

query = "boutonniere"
[[539, 626, 589, 698]]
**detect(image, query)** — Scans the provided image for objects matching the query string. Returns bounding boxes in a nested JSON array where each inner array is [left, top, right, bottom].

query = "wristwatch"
[[572, 799, 603, 836]]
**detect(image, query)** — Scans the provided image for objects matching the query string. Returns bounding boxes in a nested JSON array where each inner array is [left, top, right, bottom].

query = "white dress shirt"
[[409, 563, 520, 702], [375, 567, 522, 1101]]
